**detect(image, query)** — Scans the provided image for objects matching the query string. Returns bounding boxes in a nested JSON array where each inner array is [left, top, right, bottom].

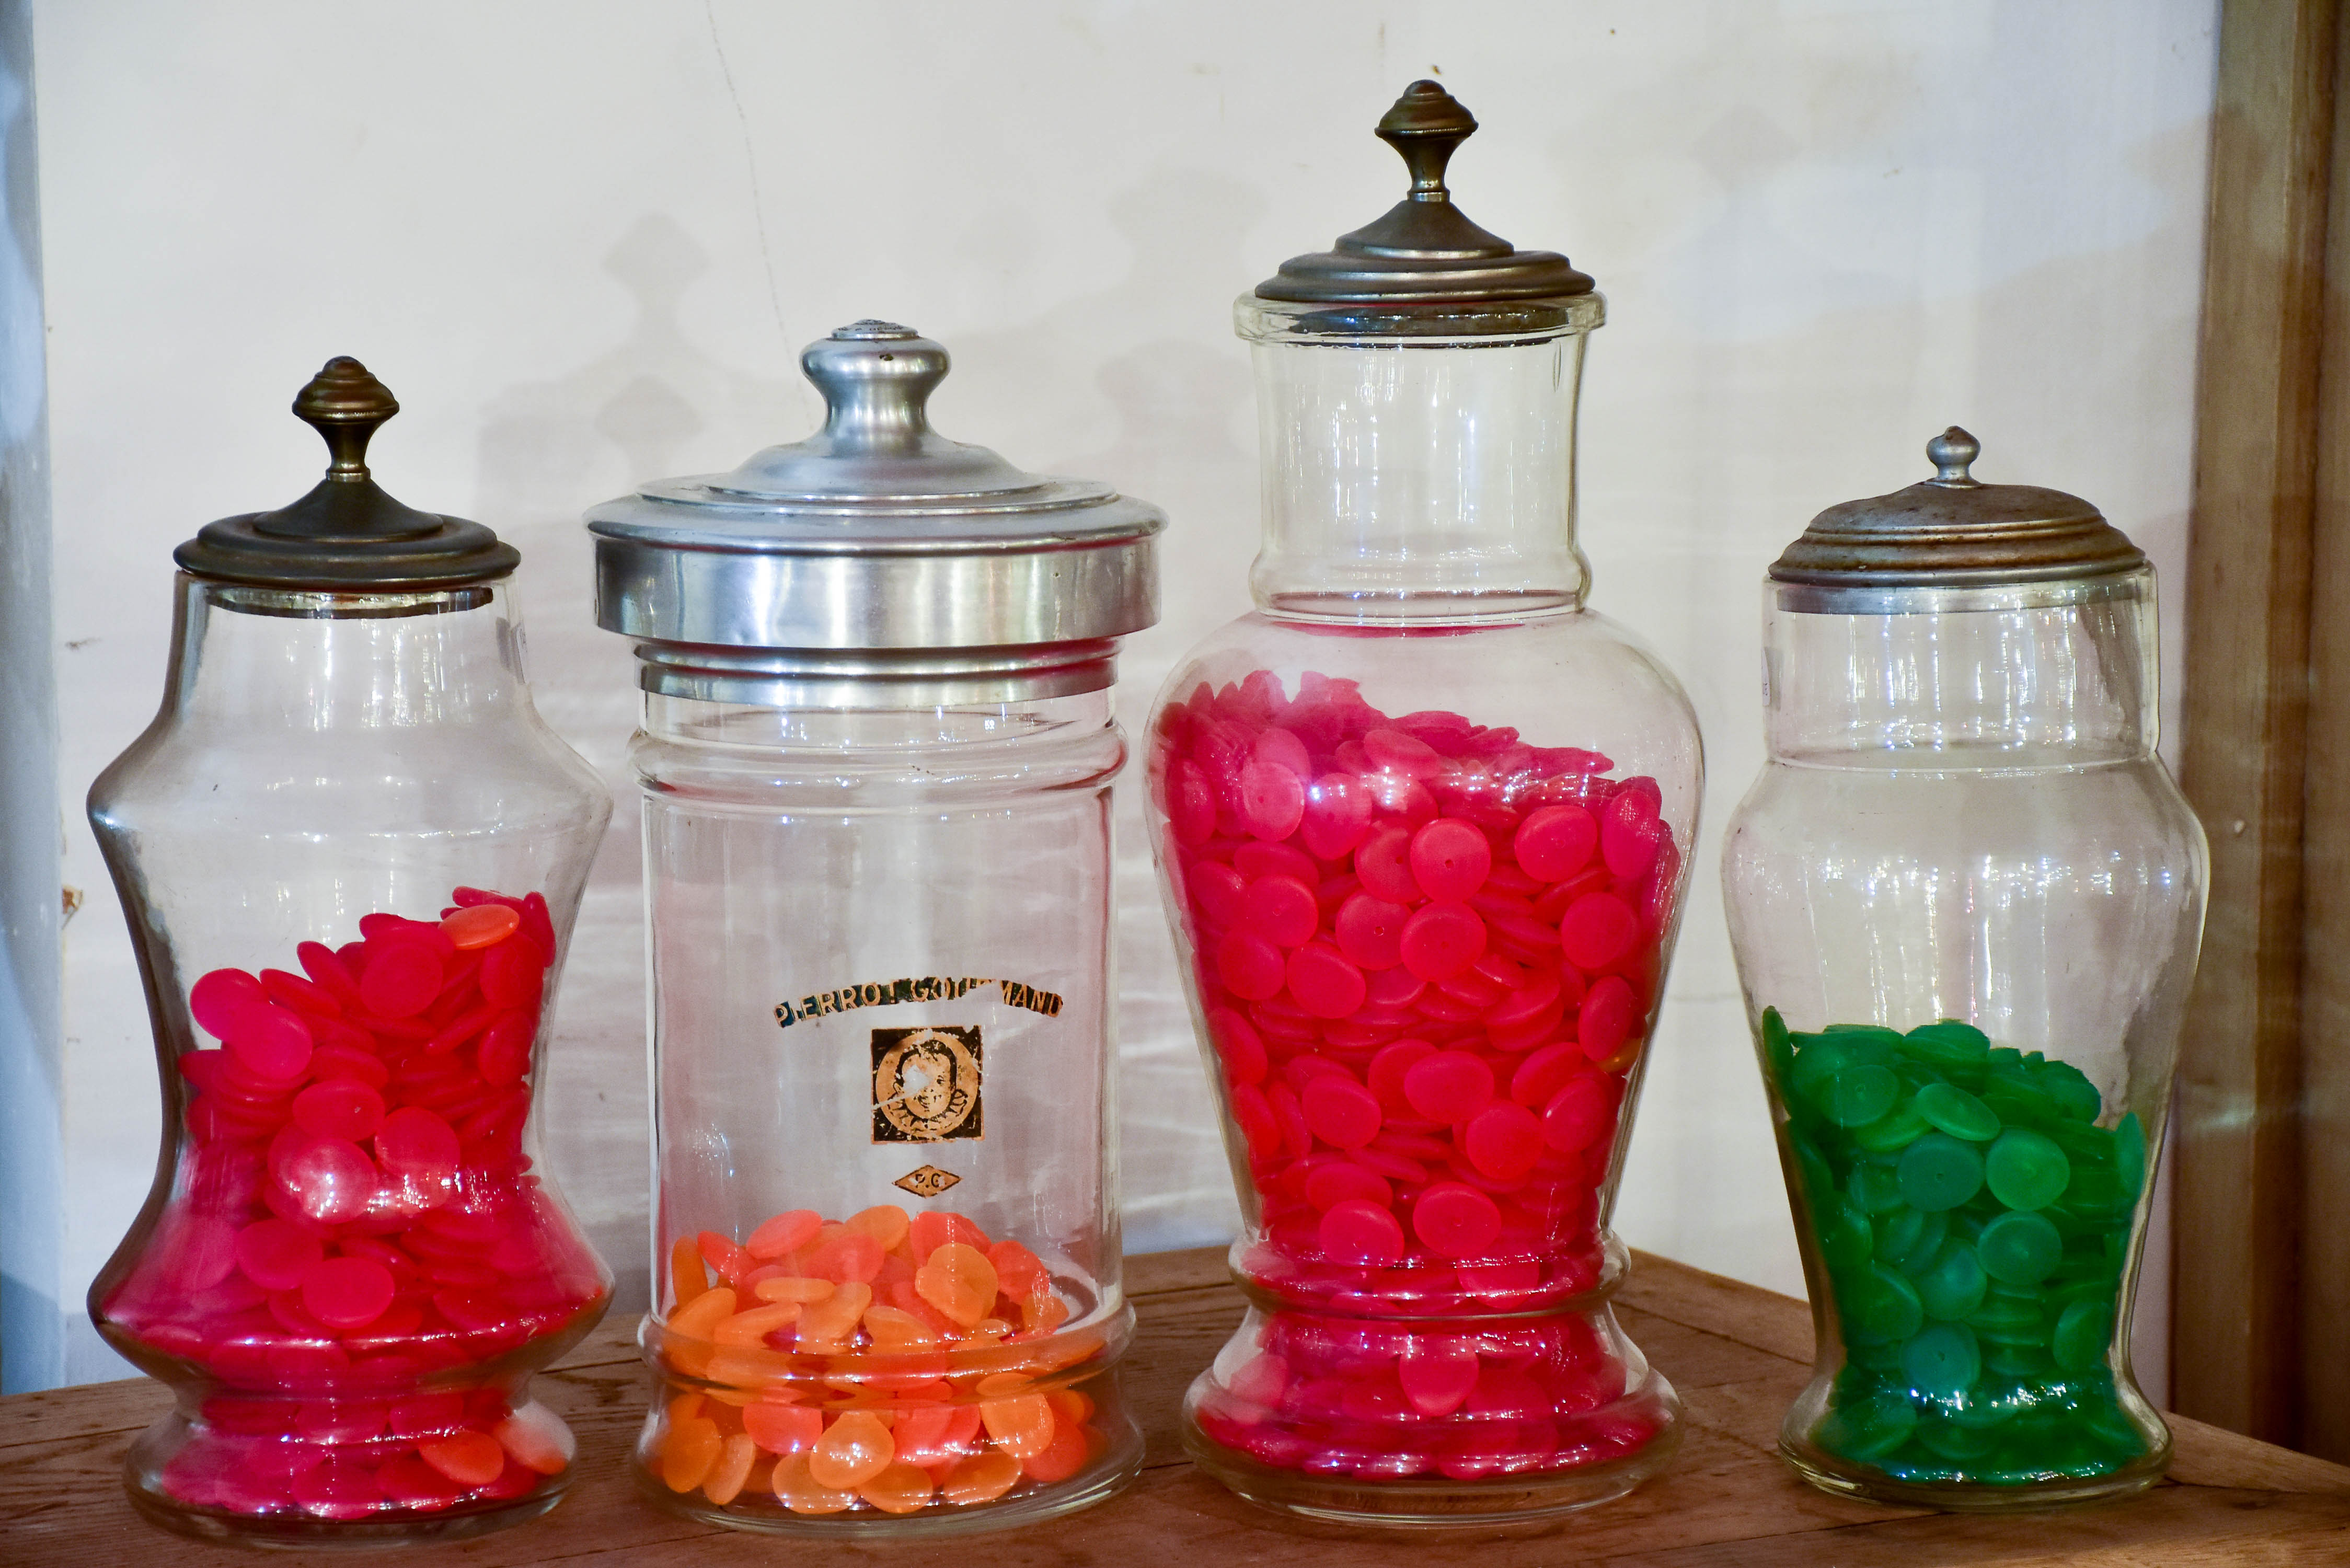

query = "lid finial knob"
[[1377, 80, 1478, 205], [1926, 426, 1982, 489], [292, 356, 400, 485]]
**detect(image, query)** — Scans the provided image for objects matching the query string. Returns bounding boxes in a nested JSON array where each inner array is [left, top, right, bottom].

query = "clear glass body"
[[1720, 570, 2208, 1509], [627, 687, 1141, 1535], [86, 578, 614, 1546], [1142, 295, 1702, 1525]]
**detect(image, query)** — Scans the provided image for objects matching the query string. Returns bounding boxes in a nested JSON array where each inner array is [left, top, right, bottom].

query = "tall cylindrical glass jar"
[[87, 361, 614, 1544], [1145, 84, 1700, 1525], [1720, 429, 2207, 1509], [588, 321, 1162, 1535]]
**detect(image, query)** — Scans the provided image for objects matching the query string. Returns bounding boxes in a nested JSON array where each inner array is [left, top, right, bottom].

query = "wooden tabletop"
[[5, 1247, 2347, 1565]]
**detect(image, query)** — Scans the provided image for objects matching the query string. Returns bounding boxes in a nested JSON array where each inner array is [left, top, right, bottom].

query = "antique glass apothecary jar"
[[87, 360, 615, 1544], [1721, 429, 2208, 1509], [1143, 84, 1700, 1525], [588, 321, 1162, 1534]]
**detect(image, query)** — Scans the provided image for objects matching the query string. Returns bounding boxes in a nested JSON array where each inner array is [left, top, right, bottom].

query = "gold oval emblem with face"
[[871, 1026, 983, 1143]]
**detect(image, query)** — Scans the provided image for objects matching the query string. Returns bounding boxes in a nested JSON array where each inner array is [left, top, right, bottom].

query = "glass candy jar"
[[588, 321, 1162, 1534], [1720, 429, 2208, 1508], [1144, 84, 1700, 1525], [87, 360, 614, 1544]]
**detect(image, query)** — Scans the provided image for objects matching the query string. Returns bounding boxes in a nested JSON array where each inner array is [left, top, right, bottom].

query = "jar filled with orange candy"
[[587, 321, 1164, 1534], [85, 361, 614, 1544]]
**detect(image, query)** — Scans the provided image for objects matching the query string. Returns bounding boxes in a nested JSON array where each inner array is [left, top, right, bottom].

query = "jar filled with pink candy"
[[1144, 83, 1702, 1526]]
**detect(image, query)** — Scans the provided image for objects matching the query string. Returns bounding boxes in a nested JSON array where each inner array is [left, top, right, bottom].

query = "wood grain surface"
[[2, 1248, 2344, 1566]]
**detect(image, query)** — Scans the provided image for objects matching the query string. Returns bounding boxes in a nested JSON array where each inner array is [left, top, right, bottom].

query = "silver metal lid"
[[1255, 81, 1594, 307], [1769, 428, 2147, 591], [588, 321, 1162, 706]]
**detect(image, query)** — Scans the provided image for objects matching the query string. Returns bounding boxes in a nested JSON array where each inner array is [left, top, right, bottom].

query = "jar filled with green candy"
[[1721, 431, 2207, 1510]]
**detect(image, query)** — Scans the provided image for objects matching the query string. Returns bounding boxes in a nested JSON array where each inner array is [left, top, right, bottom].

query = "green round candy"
[[1760, 1007, 1796, 1086], [1790, 1036, 1857, 1103], [1917, 1239, 1989, 1321], [1818, 1196, 1874, 1272], [1985, 1128, 2071, 1210], [2035, 1060, 2104, 1122], [1875, 1205, 1927, 1263], [2115, 1112, 2147, 1203], [2052, 1297, 2114, 1373], [1819, 1064, 1902, 1127], [1914, 1081, 2001, 1142], [1893, 1210, 1949, 1275], [1852, 1100, 1933, 1154], [1850, 1160, 1907, 1215], [1905, 1020, 1991, 1073], [1983, 1340, 2055, 1377], [1790, 1131, 1837, 1205], [1901, 1322, 1982, 1399], [1822, 1390, 1918, 1461], [1844, 1260, 1926, 1344], [1978, 1210, 2065, 1286], [2058, 1165, 2127, 1217], [1916, 1415, 2000, 1461], [1897, 1132, 1985, 1212]]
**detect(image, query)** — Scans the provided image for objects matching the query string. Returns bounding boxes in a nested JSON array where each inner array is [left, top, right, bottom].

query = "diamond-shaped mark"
[[894, 1164, 961, 1198]]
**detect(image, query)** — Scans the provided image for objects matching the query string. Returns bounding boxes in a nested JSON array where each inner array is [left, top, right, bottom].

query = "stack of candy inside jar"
[[99, 887, 607, 1522], [641, 1202, 1113, 1519], [1760, 1010, 2154, 1482], [1151, 670, 1681, 1481]]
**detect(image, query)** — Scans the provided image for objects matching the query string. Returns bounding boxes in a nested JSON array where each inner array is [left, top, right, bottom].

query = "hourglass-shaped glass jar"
[[1143, 84, 1700, 1525], [1721, 429, 2208, 1509], [588, 321, 1162, 1535], [86, 360, 614, 1544]]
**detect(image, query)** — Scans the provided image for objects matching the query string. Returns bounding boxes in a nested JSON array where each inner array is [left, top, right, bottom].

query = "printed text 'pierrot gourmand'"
[[774, 975, 1064, 1029]]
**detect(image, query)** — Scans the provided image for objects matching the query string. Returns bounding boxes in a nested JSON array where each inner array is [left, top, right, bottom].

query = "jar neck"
[[640, 687, 1116, 751], [1761, 574, 2160, 767], [1242, 299, 1600, 623], [162, 576, 531, 727]]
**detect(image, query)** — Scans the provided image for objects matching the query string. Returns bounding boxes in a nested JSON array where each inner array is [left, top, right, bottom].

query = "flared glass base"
[[1778, 1431, 2168, 1512]]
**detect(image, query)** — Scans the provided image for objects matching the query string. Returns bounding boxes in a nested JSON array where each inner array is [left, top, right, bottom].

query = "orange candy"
[[440, 902, 522, 950], [979, 1392, 1055, 1461], [796, 1281, 872, 1343], [861, 1304, 941, 1353], [698, 1230, 751, 1286], [670, 1235, 710, 1308], [660, 1415, 723, 1492], [1021, 1413, 1090, 1484], [742, 1400, 823, 1455], [908, 1210, 990, 1262], [807, 1409, 894, 1490], [417, 1430, 506, 1488], [988, 1238, 1050, 1298], [753, 1275, 835, 1305], [713, 1301, 801, 1347], [747, 1208, 822, 1260], [494, 1405, 574, 1475], [805, 1229, 885, 1285], [773, 1452, 856, 1514], [915, 1243, 998, 1329], [940, 1448, 1022, 1506], [847, 1204, 911, 1252], [702, 1431, 758, 1506], [857, 1462, 937, 1515], [667, 1285, 738, 1342]]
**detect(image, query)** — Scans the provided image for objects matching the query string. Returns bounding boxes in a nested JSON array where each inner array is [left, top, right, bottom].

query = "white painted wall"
[[21, 0, 2215, 1393]]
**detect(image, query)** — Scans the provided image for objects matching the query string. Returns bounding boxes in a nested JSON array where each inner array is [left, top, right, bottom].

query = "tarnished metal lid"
[[587, 321, 1162, 703], [1769, 428, 2147, 590], [175, 358, 518, 591], [1256, 80, 1594, 305]]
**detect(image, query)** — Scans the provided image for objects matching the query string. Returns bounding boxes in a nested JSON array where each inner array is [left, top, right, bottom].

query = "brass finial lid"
[[1769, 428, 2147, 590], [1255, 80, 1594, 304], [174, 358, 519, 591]]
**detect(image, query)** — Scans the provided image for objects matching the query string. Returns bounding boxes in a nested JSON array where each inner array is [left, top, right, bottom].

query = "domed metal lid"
[[175, 358, 518, 590], [586, 322, 1161, 699], [1255, 81, 1594, 305], [1769, 428, 2147, 590]]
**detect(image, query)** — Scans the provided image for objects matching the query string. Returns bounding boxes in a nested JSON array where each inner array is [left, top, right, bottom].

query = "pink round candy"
[[1368, 1039, 1435, 1117], [224, 1003, 315, 1083], [1513, 805, 1599, 882], [1234, 840, 1318, 884], [190, 969, 266, 1041], [1402, 1050, 1494, 1123], [1189, 861, 1248, 927], [475, 1012, 534, 1087], [1412, 1182, 1502, 1258], [1299, 774, 1375, 860], [1287, 943, 1367, 1020], [1333, 894, 1410, 972], [1353, 826, 1420, 905], [1208, 1007, 1269, 1086], [292, 1078, 384, 1143], [1543, 1073, 1618, 1151], [1397, 1338, 1481, 1417], [1510, 1043, 1585, 1107], [1577, 975, 1641, 1062], [1168, 760, 1218, 846], [1304, 1161, 1393, 1212], [1300, 1075, 1383, 1149], [1462, 1101, 1543, 1183], [1363, 728, 1443, 780], [1319, 1199, 1406, 1264], [479, 937, 544, 1010], [301, 1255, 395, 1331], [1398, 903, 1487, 983], [1601, 798, 1664, 880], [1239, 760, 1307, 841], [359, 941, 443, 1019], [155, 1214, 240, 1293], [1254, 725, 1312, 776], [274, 1134, 378, 1226], [375, 1106, 460, 1184], [1558, 893, 1640, 972], [1217, 929, 1288, 1000], [1246, 876, 1321, 948], [1409, 819, 1491, 903], [235, 1218, 325, 1292]]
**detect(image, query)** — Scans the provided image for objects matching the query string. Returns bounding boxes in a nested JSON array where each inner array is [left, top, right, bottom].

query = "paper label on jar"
[[870, 1025, 985, 1144], [773, 974, 1063, 1028]]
